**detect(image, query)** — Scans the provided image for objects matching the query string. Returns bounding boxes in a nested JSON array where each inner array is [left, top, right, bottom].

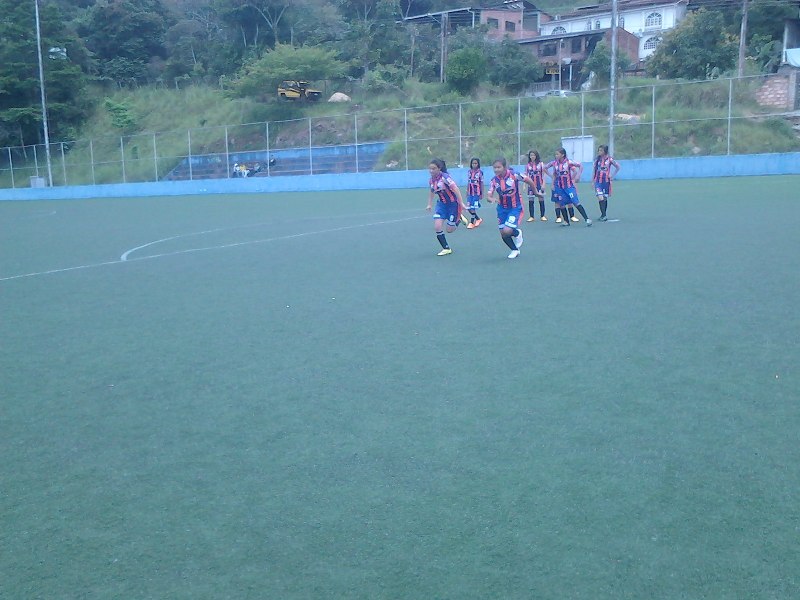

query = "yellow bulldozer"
[[277, 80, 322, 101]]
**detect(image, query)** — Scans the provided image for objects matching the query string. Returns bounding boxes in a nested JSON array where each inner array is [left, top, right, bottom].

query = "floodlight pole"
[[35, 0, 53, 187], [609, 0, 619, 156]]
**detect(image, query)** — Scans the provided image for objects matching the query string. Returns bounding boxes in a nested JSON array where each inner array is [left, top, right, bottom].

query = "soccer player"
[[426, 158, 469, 256], [545, 147, 592, 227], [524, 150, 547, 222], [487, 157, 536, 259], [593, 144, 620, 221], [466, 157, 484, 229]]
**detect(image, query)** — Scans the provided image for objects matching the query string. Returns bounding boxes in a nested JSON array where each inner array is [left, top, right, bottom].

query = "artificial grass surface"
[[1, 177, 799, 598]]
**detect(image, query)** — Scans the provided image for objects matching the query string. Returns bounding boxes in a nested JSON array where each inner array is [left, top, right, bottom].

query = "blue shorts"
[[466, 195, 482, 209], [496, 205, 523, 230], [595, 181, 611, 197], [552, 187, 580, 207], [433, 201, 460, 226]]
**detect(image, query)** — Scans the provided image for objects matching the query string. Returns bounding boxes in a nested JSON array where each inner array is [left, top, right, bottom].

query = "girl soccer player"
[[487, 157, 537, 259], [593, 145, 620, 221], [466, 157, 484, 229], [525, 150, 547, 222], [545, 147, 592, 227], [426, 158, 469, 256]]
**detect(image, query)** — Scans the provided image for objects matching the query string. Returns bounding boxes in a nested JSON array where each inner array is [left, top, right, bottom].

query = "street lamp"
[[34, 0, 53, 187]]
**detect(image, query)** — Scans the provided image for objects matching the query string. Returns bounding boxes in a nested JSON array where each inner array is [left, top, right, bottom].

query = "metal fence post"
[[458, 103, 463, 167], [651, 85, 656, 158], [8, 147, 15, 188], [517, 97, 522, 163], [120, 137, 126, 183], [153, 133, 158, 181], [89, 139, 95, 185], [224, 126, 230, 178], [581, 93, 585, 137], [33, 145, 40, 177], [188, 130, 193, 181], [354, 113, 359, 173], [265, 122, 270, 177], [308, 118, 313, 175], [404, 108, 409, 170], [727, 78, 733, 155], [61, 142, 67, 186]]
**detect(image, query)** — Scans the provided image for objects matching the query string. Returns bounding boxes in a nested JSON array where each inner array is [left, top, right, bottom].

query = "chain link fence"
[[1, 74, 798, 189]]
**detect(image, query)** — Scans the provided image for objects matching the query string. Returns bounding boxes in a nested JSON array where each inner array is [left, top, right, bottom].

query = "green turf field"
[[2, 176, 799, 599]]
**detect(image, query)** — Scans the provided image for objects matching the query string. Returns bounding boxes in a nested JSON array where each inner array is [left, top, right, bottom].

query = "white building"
[[539, 0, 688, 60]]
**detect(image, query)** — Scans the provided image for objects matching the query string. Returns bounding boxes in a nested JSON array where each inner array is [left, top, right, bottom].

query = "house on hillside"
[[518, 28, 640, 90], [539, 0, 688, 61], [479, 0, 549, 40], [403, 0, 688, 88]]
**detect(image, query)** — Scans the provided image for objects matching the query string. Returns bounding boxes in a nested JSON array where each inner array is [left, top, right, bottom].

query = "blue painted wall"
[[1, 152, 798, 202]]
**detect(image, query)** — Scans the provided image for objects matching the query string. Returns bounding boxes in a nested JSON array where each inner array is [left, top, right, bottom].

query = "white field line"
[[0, 215, 425, 283]]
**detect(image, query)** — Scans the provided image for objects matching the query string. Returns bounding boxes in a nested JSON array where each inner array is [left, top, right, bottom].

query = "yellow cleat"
[[540, 216, 548, 221], [570, 216, 579, 222], [555, 217, 563, 223], [460, 214, 470, 226], [437, 248, 453, 256], [527, 216, 535, 222]]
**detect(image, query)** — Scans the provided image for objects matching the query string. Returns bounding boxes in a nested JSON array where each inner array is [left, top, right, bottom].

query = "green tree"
[[228, 44, 346, 99], [487, 38, 543, 94], [0, 0, 90, 147], [446, 48, 486, 94], [647, 9, 737, 80], [581, 41, 632, 84], [80, 0, 172, 84]]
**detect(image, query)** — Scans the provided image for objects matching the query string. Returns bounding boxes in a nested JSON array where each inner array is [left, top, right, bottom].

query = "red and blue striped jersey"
[[547, 158, 580, 189], [467, 168, 483, 196], [526, 161, 545, 189], [593, 155, 618, 183], [430, 173, 459, 203], [489, 168, 524, 209]]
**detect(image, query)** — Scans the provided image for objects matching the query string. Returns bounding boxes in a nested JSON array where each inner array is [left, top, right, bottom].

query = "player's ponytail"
[[430, 158, 448, 173]]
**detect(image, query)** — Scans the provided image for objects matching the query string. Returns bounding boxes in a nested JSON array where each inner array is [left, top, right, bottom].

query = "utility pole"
[[440, 12, 448, 83], [609, 0, 619, 156], [737, 0, 749, 77], [34, 0, 53, 186]]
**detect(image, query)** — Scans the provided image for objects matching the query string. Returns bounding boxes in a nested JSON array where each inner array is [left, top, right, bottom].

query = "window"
[[541, 43, 557, 57], [595, 20, 601, 29], [618, 16, 625, 28], [552, 25, 567, 35], [645, 12, 662, 28], [571, 38, 582, 53], [586, 20, 592, 31], [643, 36, 661, 50], [487, 18, 499, 28], [506, 21, 516, 32]]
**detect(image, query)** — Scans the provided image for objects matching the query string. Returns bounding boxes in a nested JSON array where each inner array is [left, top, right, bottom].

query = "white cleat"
[[514, 230, 524, 249], [586, 218, 593, 227], [507, 249, 520, 259]]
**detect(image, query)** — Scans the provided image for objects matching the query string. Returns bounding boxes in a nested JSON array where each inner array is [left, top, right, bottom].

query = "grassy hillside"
[[1, 76, 797, 187]]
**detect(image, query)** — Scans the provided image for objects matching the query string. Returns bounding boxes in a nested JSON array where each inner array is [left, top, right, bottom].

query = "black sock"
[[528, 200, 535, 216], [539, 200, 546, 217], [568, 206, 575, 218], [600, 199, 607, 217], [576, 204, 589, 220], [436, 232, 448, 249], [469, 209, 477, 223], [502, 234, 516, 250]]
